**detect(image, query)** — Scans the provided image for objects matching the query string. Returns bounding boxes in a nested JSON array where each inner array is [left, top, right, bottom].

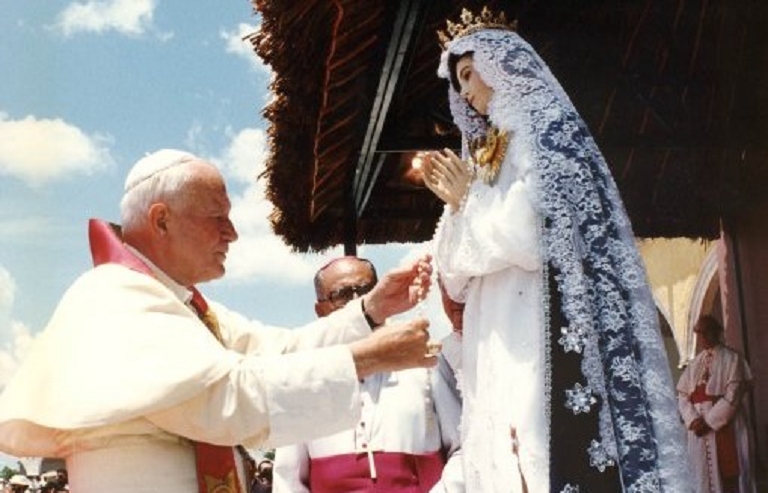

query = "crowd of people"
[[0, 6, 759, 493], [250, 459, 274, 493], [0, 470, 68, 493]]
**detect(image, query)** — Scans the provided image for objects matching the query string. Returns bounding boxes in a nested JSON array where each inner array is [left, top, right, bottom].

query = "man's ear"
[[315, 301, 331, 318], [148, 203, 170, 235]]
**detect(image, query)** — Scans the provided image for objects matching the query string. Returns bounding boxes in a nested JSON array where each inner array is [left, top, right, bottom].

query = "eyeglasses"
[[320, 282, 376, 308]]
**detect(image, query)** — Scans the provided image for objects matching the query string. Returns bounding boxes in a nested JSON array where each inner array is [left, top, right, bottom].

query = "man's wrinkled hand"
[[362, 254, 432, 323], [690, 416, 711, 437], [349, 318, 437, 379]]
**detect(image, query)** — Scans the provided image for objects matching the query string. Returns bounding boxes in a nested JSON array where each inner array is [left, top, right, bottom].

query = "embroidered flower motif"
[[560, 485, 580, 493], [558, 325, 587, 353], [565, 383, 597, 414], [588, 439, 616, 472]]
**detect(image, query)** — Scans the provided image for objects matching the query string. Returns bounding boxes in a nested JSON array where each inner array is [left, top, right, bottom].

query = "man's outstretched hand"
[[361, 254, 432, 325], [349, 318, 437, 379]]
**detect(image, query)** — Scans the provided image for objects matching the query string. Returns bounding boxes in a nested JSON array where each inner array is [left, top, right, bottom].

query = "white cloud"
[[209, 127, 333, 285], [0, 218, 50, 239], [220, 22, 271, 74], [56, 0, 156, 37], [219, 126, 268, 185], [184, 120, 206, 152], [0, 266, 15, 312], [0, 322, 37, 388], [0, 267, 38, 388], [0, 114, 113, 186]]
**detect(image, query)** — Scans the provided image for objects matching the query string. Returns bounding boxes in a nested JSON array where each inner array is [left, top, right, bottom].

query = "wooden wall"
[[719, 199, 768, 481]]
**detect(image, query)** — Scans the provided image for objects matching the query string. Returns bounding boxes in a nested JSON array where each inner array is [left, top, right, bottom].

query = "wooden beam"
[[351, 0, 428, 216], [377, 135, 461, 153]]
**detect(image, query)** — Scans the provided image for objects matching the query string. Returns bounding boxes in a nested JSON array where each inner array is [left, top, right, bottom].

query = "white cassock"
[[677, 345, 756, 493], [273, 366, 463, 493], [0, 258, 372, 493]]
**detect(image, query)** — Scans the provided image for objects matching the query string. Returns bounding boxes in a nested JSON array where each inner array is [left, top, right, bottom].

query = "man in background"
[[677, 315, 756, 493], [273, 257, 464, 492]]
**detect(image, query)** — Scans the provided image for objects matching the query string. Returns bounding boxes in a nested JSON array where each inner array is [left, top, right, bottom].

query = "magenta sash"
[[309, 451, 444, 493]]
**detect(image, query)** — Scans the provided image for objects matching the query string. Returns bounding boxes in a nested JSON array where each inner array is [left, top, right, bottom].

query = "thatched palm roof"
[[249, 0, 768, 253]]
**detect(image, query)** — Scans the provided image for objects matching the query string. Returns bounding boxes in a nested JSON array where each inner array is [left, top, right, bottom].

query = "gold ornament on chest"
[[469, 126, 510, 184]]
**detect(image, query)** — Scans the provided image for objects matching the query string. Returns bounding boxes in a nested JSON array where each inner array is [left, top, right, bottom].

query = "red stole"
[[88, 218, 245, 493]]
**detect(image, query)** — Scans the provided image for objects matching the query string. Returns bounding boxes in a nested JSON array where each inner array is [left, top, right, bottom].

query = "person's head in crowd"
[[314, 257, 378, 317], [120, 149, 239, 287], [55, 469, 67, 487], [256, 459, 273, 484], [694, 315, 724, 350], [8, 475, 30, 493]]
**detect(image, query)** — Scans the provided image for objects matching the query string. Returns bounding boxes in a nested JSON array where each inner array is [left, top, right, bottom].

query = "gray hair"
[[120, 149, 199, 231]]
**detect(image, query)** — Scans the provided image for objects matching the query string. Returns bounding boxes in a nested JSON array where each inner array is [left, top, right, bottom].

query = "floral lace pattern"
[[588, 439, 616, 472], [565, 383, 597, 414], [439, 29, 690, 492], [558, 324, 587, 353]]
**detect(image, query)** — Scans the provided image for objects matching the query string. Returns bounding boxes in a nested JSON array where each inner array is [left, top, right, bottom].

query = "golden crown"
[[438, 7, 518, 49]]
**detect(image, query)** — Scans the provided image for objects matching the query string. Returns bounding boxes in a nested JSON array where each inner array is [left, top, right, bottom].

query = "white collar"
[[124, 245, 193, 305]]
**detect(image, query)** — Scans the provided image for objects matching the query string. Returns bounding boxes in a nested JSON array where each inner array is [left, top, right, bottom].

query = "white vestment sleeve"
[[704, 397, 737, 432], [273, 442, 311, 493], [434, 141, 540, 303], [676, 365, 700, 427], [703, 350, 746, 431], [214, 297, 372, 354], [436, 177, 539, 272], [147, 345, 361, 448], [146, 299, 372, 448]]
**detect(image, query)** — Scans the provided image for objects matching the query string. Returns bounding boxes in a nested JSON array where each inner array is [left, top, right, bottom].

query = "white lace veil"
[[438, 28, 690, 492]]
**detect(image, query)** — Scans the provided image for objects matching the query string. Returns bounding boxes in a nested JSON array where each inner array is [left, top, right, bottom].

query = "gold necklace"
[[469, 125, 510, 184]]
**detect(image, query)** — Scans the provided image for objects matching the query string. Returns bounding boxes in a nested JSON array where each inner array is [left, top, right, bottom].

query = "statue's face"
[[455, 55, 494, 116]]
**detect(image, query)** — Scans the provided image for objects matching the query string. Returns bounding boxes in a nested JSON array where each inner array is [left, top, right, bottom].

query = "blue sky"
[[0, 0, 450, 461]]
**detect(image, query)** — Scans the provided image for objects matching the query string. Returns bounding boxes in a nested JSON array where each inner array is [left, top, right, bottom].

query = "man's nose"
[[222, 218, 238, 242]]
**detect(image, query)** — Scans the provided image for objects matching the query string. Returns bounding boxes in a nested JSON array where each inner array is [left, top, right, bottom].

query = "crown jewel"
[[438, 7, 518, 49]]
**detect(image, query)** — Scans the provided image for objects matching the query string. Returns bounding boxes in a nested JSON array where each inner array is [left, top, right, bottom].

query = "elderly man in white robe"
[[0, 149, 437, 493], [677, 315, 756, 493]]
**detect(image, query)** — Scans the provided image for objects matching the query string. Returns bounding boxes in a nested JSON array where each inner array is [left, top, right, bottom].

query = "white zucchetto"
[[124, 149, 197, 192]]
